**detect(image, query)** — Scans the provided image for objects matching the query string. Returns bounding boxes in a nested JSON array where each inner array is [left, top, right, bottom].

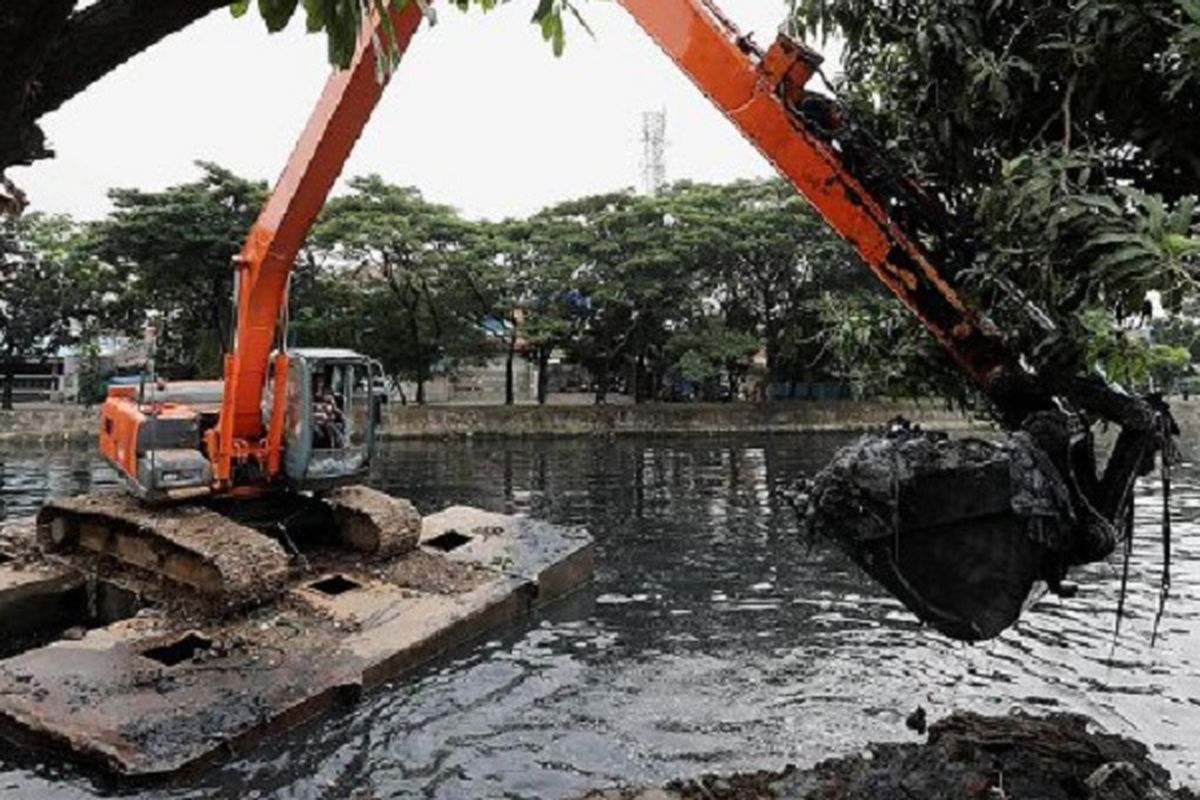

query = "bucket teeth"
[[36, 493, 290, 609], [321, 485, 422, 558]]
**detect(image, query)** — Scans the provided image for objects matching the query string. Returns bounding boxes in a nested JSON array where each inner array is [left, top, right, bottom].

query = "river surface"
[[0, 433, 1197, 799]]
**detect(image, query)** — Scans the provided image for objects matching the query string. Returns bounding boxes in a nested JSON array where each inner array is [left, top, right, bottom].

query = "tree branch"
[[31, 0, 233, 119], [0, 0, 77, 171], [0, 0, 232, 180]]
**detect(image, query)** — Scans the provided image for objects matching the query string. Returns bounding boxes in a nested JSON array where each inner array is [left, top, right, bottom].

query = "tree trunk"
[[31, 0, 233, 118], [594, 362, 608, 405], [634, 349, 647, 405], [536, 347, 550, 405], [505, 334, 516, 406], [762, 308, 778, 384], [2, 363, 14, 411], [404, 298, 426, 405], [212, 275, 230, 355], [415, 333, 429, 402]]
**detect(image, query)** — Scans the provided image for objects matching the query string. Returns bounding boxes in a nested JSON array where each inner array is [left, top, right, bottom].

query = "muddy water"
[[0, 432, 1197, 799]]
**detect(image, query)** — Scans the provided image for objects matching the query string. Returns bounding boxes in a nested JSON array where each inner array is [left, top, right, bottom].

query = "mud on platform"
[[0, 503, 593, 778]]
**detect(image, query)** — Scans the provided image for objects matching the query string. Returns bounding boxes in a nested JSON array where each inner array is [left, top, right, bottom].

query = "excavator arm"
[[208, 0, 1067, 491], [207, 0, 427, 486], [618, 0, 1032, 409], [616, 0, 1172, 573]]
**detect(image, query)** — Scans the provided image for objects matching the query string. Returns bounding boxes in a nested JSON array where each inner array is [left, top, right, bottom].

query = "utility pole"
[[640, 109, 667, 196]]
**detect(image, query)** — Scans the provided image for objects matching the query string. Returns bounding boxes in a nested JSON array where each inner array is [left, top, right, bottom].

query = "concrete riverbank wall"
[[1, 398, 1198, 447], [0, 401, 978, 446], [374, 400, 988, 438]]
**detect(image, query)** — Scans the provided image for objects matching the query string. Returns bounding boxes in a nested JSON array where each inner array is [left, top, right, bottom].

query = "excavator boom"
[[74, 2, 432, 598], [209, 0, 426, 485]]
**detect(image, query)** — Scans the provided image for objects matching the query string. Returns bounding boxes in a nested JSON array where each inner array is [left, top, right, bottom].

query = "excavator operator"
[[312, 373, 345, 449]]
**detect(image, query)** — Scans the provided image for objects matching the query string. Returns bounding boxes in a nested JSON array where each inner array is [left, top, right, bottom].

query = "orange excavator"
[[112, 0, 1035, 495], [38, 0, 1169, 619]]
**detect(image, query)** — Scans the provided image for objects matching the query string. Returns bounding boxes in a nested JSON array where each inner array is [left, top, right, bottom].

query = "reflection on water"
[[0, 433, 1197, 799]]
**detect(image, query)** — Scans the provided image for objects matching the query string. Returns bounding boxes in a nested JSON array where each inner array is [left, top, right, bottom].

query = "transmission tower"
[[640, 109, 667, 196]]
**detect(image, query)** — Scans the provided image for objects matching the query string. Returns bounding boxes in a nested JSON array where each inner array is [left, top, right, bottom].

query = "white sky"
[[13, 1, 841, 222]]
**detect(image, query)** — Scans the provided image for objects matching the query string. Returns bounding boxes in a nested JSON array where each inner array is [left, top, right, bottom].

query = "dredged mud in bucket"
[[800, 429, 1077, 641]]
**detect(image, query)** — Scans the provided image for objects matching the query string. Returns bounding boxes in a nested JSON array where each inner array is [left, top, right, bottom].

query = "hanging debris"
[[797, 426, 1074, 640], [794, 386, 1178, 642]]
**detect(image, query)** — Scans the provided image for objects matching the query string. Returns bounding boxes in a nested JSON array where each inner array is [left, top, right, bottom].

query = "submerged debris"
[[576, 712, 1198, 800]]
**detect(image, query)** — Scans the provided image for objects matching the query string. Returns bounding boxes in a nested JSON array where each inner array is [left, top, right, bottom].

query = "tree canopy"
[[305, 175, 488, 402], [7, 0, 1200, 407], [793, 0, 1200, 390], [89, 162, 266, 377], [4, 158, 1196, 406], [14, 163, 947, 404]]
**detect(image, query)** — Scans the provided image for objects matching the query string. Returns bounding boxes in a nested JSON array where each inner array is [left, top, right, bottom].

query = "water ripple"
[[0, 433, 1196, 798]]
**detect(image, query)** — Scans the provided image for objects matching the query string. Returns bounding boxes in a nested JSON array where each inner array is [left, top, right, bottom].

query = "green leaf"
[[1087, 232, 1148, 249], [301, 0, 327, 33], [259, 0, 300, 33], [1094, 244, 1151, 266], [230, 0, 251, 17], [551, 13, 566, 56], [1136, 191, 1167, 237], [1171, 196, 1196, 232], [1163, 233, 1200, 257], [1074, 194, 1123, 215], [531, 0, 554, 23], [326, 0, 359, 68]]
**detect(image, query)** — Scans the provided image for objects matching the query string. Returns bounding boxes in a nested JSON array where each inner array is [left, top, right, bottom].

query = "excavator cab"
[[278, 348, 382, 490], [97, 349, 384, 502]]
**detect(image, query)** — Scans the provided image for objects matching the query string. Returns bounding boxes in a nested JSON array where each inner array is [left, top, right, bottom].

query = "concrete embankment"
[[1, 399, 1198, 446], [0, 401, 982, 446], [375, 400, 989, 439], [0, 406, 94, 445]]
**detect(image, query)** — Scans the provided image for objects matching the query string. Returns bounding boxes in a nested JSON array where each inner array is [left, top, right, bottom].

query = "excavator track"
[[34, 487, 421, 608], [320, 485, 422, 558], [37, 493, 291, 609]]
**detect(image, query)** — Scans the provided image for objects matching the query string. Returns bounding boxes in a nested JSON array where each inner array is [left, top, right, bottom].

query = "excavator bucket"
[[322, 485, 421, 557], [800, 429, 1077, 641]]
